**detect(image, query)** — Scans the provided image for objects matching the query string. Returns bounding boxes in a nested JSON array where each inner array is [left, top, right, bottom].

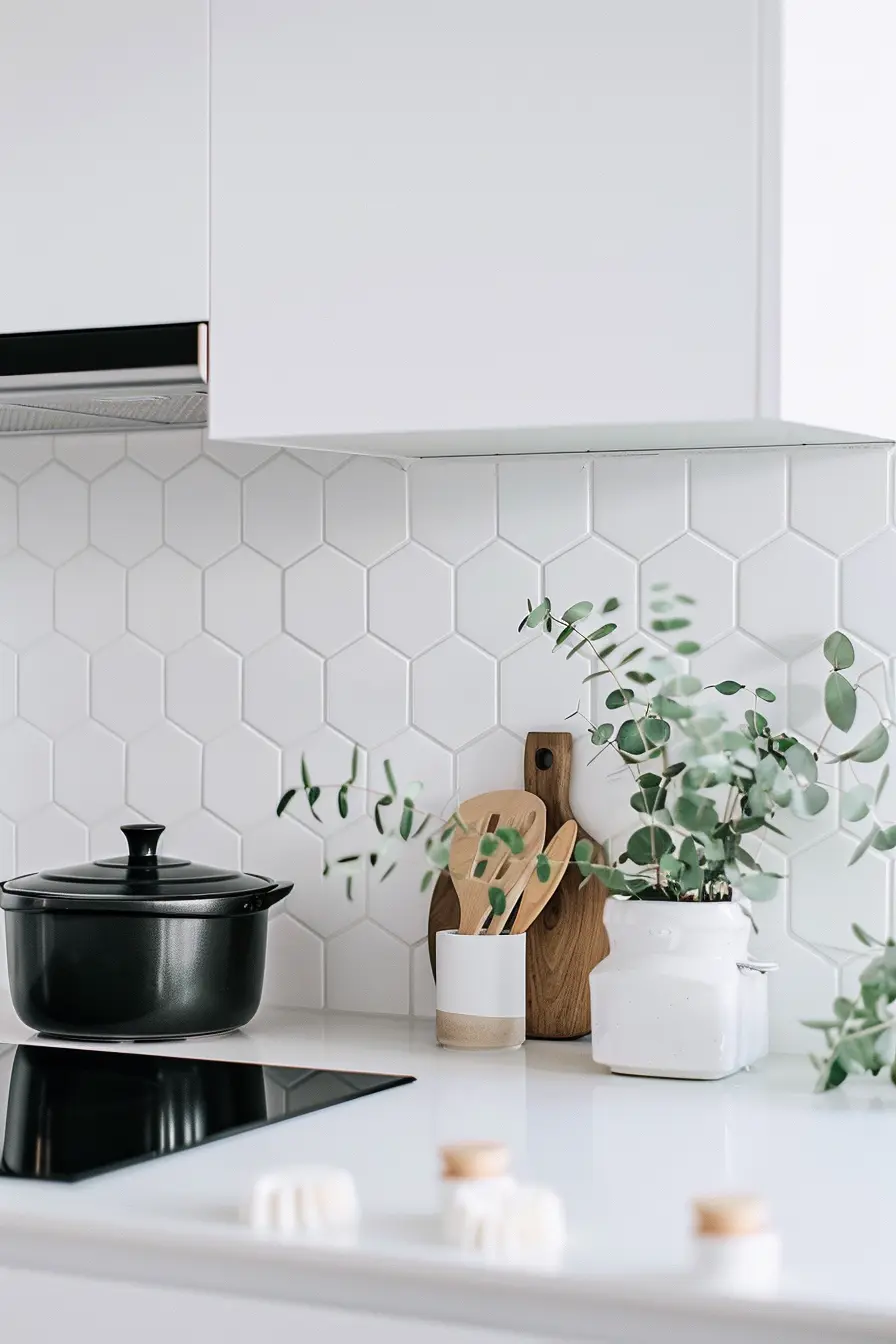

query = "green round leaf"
[[561, 601, 593, 624], [740, 872, 779, 902], [842, 784, 873, 823], [643, 716, 671, 746], [839, 723, 889, 765], [663, 674, 702, 697], [713, 680, 745, 696], [606, 688, 635, 710], [602, 596, 621, 613], [785, 742, 818, 785], [536, 853, 552, 882], [591, 722, 614, 746], [872, 826, 896, 852], [626, 826, 674, 866], [637, 773, 663, 788], [616, 719, 650, 755], [824, 671, 857, 732], [755, 687, 776, 703], [823, 630, 856, 670], [675, 640, 701, 656]]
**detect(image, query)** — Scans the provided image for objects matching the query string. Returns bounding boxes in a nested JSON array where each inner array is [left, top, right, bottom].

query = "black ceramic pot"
[[0, 824, 292, 1041]]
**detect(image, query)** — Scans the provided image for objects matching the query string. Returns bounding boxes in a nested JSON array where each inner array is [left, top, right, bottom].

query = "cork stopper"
[[693, 1195, 769, 1238], [440, 1141, 510, 1181]]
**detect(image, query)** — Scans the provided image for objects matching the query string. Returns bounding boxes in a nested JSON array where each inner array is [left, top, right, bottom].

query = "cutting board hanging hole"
[[534, 748, 554, 771]]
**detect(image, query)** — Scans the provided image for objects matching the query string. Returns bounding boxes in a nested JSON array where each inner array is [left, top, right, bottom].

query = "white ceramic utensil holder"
[[590, 901, 774, 1080], [436, 930, 527, 1050]]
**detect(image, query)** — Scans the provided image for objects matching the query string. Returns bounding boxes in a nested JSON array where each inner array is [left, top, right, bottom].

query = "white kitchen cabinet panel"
[[210, 0, 762, 450], [0, 1, 208, 334]]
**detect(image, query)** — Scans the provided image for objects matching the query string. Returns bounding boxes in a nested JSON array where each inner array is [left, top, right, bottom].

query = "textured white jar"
[[435, 931, 526, 1050], [589, 901, 768, 1080]]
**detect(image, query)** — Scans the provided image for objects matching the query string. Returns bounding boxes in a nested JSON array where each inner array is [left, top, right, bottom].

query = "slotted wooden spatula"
[[449, 790, 546, 935]]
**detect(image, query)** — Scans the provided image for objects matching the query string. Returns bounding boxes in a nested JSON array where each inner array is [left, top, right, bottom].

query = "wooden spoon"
[[510, 820, 578, 934], [449, 790, 546, 935]]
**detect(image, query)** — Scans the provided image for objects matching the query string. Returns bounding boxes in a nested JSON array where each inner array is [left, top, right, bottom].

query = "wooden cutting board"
[[428, 731, 609, 1039]]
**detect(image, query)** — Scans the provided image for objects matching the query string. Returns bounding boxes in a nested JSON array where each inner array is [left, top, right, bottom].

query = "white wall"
[[0, 429, 890, 1053]]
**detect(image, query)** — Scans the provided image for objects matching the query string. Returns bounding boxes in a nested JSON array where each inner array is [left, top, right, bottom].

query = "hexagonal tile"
[[19, 464, 88, 565], [243, 815, 311, 890], [55, 431, 125, 480], [16, 805, 87, 873], [410, 940, 436, 1018], [691, 632, 788, 714], [0, 813, 14, 879], [0, 646, 16, 725], [370, 544, 453, 657], [0, 552, 53, 649], [740, 534, 837, 658], [281, 725, 368, 838], [325, 458, 408, 564], [641, 535, 734, 649], [54, 722, 125, 823], [0, 435, 52, 483], [690, 453, 786, 557], [327, 920, 410, 1014], [165, 458, 240, 566], [243, 455, 323, 566], [127, 723, 202, 821], [204, 437, 278, 477], [413, 637, 496, 749], [127, 427, 202, 478], [409, 459, 497, 564], [456, 728, 524, 798], [204, 547, 281, 653], [19, 634, 88, 736], [791, 447, 889, 554], [327, 636, 408, 748], [203, 725, 280, 828], [0, 721, 51, 821], [283, 814, 365, 939], [593, 454, 687, 559], [55, 549, 125, 651], [499, 458, 590, 561], [127, 549, 201, 653], [457, 541, 540, 658], [368, 842, 433, 946], [91, 461, 162, 565], [288, 447, 351, 477], [842, 530, 896, 654], [748, 870, 837, 1054], [263, 916, 325, 1010], [500, 636, 586, 738], [545, 537, 638, 647], [166, 636, 241, 742], [0, 478, 16, 557], [161, 811, 241, 870], [368, 730, 455, 819], [91, 636, 163, 738], [791, 833, 888, 953], [284, 546, 366, 657], [244, 635, 323, 744]]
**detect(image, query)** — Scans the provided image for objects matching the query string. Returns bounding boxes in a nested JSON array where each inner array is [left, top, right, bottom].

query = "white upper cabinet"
[[210, 0, 769, 453], [0, 1, 208, 334]]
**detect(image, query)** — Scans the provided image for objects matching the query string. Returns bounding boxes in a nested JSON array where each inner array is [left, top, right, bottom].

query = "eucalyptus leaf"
[[627, 826, 674, 866], [606, 688, 635, 710], [785, 742, 818, 785], [488, 887, 506, 916], [745, 710, 769, 740], [495, 826, 524, 855], [872, 826, 896, 852], [592, 865, 632, 894], [643, 716, 671, 746], [591, 723, 614, 746], [554, 624, 576, 648], [525, 600, 550, 627], [849, 827, 881, 867], [876, 764, 891, 805], [798, 783, 829, 817], [824, 671, 857, 732], [663, 675, 702, 698], [651, 695, 694, 722], [384, 759, 398, 795], [823, 630, 856, 670], [842, 784, 874, 823], [740, 872, 779, 902], [561, 601, 593, 623], [713, 680, 745, 696], [853, 923, 884, 949], [616, 719, 650, 755], [587, 622, 617, 642], [839, 723, 889, 765], [277, 788, 297, 817], [602, 597, 620, 613], [536, 853, 551, 883], [675, 641, 701, 656], [652, 617, 690, 633], [755, 687, 777, 703], [757, 754, 781, 789], [478, 833, 500, 857]]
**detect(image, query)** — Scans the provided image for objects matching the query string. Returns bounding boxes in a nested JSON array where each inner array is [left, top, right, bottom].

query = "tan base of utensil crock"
[[436, 1010, 526, 1050]]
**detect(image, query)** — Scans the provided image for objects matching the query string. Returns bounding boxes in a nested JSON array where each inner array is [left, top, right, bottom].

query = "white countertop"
[[0, 999, 892, 1343]]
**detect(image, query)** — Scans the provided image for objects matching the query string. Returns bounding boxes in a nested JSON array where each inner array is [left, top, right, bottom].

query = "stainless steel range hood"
[[0, 323, 208, 434]]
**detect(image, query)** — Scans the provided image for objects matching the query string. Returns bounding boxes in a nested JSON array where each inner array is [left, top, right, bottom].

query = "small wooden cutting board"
[[427, 731, 609, 1039]]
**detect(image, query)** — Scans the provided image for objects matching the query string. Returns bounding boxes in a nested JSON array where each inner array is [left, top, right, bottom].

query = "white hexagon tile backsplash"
[[0, 430, 893, 1053]]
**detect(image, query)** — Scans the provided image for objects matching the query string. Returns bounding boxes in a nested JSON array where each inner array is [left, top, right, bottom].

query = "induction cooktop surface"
[[0, 1042, 414, 1182]]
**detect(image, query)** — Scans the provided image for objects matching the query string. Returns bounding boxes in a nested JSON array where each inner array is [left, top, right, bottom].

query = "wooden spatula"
[[510, 819, 578, 933], [449, 790, 546, 935]]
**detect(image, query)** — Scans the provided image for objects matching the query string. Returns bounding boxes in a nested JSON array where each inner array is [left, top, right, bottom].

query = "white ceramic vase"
[[435, 930, 527, 1050], [589, 900, 773, 1080]]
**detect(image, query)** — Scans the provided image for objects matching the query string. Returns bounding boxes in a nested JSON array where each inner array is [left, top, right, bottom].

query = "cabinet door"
[[210, 0, 760, 447], [0, 0, 208, 333]]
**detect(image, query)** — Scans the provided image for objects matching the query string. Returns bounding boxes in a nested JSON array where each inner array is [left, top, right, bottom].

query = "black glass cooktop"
[[0, 1042, 414, 1183]]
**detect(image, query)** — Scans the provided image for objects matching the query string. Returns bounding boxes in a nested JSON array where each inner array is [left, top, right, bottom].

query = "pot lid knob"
[[121, 823, 165, 864]]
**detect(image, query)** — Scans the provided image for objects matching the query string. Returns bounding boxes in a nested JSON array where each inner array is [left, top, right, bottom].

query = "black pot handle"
[[255, 882, 293, 912], [121, 824, 165, 863]]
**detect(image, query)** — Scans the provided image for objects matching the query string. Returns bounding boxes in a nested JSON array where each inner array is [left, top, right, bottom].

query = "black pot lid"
[[1, 824, 288, 916]]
